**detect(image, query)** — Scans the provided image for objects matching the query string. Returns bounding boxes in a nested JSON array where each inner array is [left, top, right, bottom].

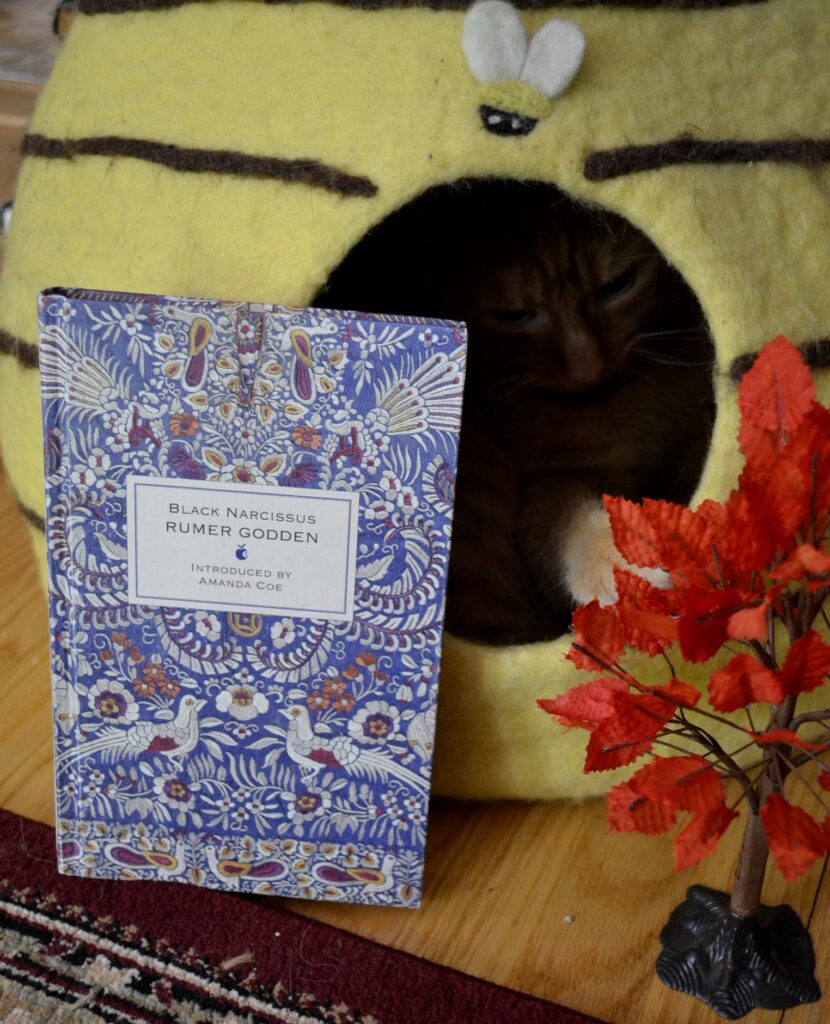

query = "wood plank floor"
[[1, 20, 829, 1024]]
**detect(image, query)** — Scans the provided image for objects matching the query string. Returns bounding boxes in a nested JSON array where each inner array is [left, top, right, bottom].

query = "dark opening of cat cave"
[[315, 179, 715, 647]]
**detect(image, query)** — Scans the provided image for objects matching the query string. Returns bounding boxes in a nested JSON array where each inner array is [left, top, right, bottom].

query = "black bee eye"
[[596, 265, 638, 303], [492, 309, 538, 326]]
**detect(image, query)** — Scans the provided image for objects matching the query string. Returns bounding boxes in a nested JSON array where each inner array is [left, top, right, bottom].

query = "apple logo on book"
[[235, 544, 248, 561]]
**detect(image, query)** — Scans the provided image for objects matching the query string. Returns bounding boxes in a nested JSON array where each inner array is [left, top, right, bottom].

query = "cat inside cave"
[[316, 180, 715, 646]]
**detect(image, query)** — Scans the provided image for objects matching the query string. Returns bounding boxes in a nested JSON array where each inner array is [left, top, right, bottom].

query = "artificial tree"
[[539, 337, 830, 1019]]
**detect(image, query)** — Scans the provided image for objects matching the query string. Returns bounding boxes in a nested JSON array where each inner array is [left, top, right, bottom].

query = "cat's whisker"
[[635, 326, 708, 340], [637, 354, 713, 368]]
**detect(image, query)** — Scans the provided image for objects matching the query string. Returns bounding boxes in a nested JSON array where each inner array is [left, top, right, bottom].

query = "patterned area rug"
[[0, 809, 604, 1023]]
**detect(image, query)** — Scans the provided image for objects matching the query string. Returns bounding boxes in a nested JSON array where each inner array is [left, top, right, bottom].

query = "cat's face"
[[445, 197, 694, 394], [318, 181, 706, 397]]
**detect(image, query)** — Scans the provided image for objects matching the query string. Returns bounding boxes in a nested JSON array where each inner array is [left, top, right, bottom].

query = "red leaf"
[[727, 604, 769, 641], [718, 485, 792, 575], [727, 586, 785, 641], [643, 678, 701, 709], [567, 601, 625, 671], [607, 781, 677, 835], [778, 631, 830, 697], [585, 732, 655, 773], [630, 755, 726, 814], [772, 544, 830, 582], [739, 404, 830, 550], [613, 569, 680, 656], [537, 678, 628, 731], [751, 728, 828, 751], [674, 804, 738, 871], [761, 794, 827, 881], [605, 496, 720, 585], [678, 588, 746, 663], [708, 653, 785, 711], [584, 693, 676, 773], [738, 335, 815, 436], [792, 405, 830, 520]]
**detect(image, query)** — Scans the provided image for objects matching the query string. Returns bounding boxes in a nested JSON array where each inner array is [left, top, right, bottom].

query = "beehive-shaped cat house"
[[2, 0, 829, 800]]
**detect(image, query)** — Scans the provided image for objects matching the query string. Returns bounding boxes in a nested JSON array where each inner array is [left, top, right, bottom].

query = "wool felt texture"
[[2, 0, 830, 800]]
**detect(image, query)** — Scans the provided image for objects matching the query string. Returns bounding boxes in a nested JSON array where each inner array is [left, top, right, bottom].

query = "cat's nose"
[[563, 335, 605, 387]]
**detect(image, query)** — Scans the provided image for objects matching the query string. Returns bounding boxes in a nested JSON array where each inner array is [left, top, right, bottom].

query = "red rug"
[[0, 808, 605, 1023]]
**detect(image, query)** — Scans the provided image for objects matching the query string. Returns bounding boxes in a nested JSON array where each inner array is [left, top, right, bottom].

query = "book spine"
[[39, 293, 79, 871]]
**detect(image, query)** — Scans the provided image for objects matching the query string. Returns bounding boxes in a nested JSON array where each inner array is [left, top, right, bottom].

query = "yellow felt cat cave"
[[2, 0, 830, 800]]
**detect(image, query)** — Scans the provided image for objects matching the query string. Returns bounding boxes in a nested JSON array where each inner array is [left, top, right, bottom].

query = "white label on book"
[[127, 476, 359, 620]]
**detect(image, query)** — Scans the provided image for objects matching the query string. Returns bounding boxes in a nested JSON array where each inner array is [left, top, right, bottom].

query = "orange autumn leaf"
[[708, 653, 785, 712], [761, 794, 827, 881]]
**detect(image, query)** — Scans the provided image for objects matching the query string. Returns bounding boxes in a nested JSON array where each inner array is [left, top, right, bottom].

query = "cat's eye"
[[596, 265, 638, 303], [491, 309, 538, 327]]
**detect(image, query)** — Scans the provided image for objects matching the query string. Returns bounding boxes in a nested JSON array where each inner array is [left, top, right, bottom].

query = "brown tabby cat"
[[317, 180, 714, 644]]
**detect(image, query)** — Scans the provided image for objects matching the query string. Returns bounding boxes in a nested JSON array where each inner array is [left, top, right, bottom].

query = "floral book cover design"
[[38, 287, 467, 907]]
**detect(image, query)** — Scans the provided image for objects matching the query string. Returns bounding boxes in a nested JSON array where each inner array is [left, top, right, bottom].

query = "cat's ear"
[[520, 19, 586, 100], [462, 0, 527, 84]]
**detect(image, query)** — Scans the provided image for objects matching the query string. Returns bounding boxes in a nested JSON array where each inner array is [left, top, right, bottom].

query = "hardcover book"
[[39, 288, 467, 907]]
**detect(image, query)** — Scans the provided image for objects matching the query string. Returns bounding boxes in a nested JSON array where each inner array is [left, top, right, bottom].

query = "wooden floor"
[[2, 18, 830, 1024]]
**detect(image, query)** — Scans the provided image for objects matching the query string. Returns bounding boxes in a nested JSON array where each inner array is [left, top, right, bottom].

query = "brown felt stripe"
[[22, 134, 378, 199], [17, 500, 46, 534], [729, 338, 830, 383], [78, 0, 768, 12], [585, 137, 830, 181], [0, 328, 38, 369]]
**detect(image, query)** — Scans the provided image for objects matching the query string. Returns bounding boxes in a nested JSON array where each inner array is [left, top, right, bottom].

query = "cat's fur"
[[318, 180, 714, 644]]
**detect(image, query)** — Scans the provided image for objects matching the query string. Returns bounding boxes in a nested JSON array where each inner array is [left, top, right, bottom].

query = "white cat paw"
[[561, 501, 670, 607]]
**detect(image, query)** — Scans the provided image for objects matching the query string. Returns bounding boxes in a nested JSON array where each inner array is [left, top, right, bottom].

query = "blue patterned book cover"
[[38, 288, 467, 907]]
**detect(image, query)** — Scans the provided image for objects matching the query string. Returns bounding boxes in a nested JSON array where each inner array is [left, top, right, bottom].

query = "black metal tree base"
[[656, 885, 820, 1020]]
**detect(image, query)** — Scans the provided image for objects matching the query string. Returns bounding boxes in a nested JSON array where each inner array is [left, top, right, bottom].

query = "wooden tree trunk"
[[729, 808, 769, 918]]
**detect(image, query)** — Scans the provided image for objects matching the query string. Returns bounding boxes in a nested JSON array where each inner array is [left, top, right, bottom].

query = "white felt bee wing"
[[521, 18, 586, 99], [463, 0, 586, 99], [462, 0, 527, 83]]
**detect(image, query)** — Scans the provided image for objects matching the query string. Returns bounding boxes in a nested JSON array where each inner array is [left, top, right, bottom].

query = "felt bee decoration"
[[462, 0, 586, 137]]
